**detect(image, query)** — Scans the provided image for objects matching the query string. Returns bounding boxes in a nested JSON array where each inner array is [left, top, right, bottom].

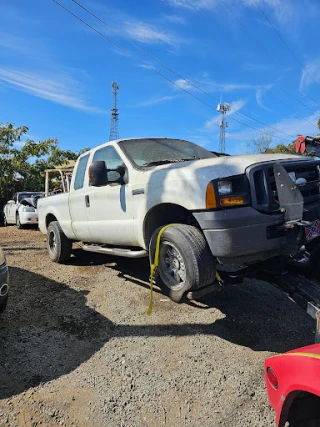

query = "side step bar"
[[82, 244, 148, 259]]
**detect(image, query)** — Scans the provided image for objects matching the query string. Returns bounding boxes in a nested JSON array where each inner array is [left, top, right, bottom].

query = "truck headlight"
[[206, 174, 250, 209], [218, 180, 232, 195], [22, 207, 35, 212], [0, 248, 6, 266]]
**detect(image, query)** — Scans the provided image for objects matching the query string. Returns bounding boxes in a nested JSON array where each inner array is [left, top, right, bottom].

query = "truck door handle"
[[85, 195, 90, 207]]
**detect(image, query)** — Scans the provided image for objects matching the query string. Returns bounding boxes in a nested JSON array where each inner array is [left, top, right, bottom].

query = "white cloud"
[[166, 0, 219, 11], [241, 0, 295, 25], [0, 68, 104, 114], [300, 59, 320, 92], [132, 95, 176, 107], [123, 21, 181, 46], [256, 88, 272, 111], [227, 110, 320, 145], [173, 76, 267, 93]]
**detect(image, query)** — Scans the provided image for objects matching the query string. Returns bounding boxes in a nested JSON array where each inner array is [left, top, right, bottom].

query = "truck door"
[[69, 153, 91, 241], [84, 145, 136, 246]]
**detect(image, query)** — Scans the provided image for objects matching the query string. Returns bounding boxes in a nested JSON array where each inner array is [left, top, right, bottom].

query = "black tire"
[[16, 213, 24, 229], [3, 214, 7, 227], [0, 294, 8, 314], [149, 224, 216, 303], [46, 221, 72, 263]]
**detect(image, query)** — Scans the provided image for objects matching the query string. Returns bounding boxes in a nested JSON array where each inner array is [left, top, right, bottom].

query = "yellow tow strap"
[[147, 224, 223, 315], [147, 224, 175, 316]]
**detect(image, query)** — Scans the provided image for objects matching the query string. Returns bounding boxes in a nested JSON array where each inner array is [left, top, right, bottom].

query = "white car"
[[3, 192, 44, 229]]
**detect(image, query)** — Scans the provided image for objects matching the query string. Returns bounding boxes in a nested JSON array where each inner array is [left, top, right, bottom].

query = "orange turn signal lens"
[[220, 196, 245, 206], [206, 182, 217, 209]]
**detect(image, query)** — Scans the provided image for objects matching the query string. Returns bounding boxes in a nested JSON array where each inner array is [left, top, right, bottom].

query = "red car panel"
[[265, 344, 320, 426]]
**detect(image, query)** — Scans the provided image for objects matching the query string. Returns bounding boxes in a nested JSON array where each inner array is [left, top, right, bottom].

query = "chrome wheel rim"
[[159, 241, 186, 291], [48, 230, 57, 253]]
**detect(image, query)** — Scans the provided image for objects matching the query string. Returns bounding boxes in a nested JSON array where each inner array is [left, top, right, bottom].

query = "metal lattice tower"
[[217, 100, 231, 153], [109, 81, 120, 141]]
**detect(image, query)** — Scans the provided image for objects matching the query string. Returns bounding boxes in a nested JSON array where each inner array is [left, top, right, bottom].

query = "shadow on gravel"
[[0, 266, 113, 400], [70, 250, 315, 354], [3, 252, 313, 399]]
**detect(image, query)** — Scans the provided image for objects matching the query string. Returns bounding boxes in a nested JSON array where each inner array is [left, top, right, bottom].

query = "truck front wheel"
[[149, 224, 216, 303], [47, 221, 72, 263]]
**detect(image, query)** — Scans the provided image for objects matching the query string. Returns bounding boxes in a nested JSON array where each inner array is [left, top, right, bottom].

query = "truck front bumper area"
[[193, 207, 288, 259]]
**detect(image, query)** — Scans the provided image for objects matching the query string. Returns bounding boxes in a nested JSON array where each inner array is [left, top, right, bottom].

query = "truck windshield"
[[119, 138, 216, 168]]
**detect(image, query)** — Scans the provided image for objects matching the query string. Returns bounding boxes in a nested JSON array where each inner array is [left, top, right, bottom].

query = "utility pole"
[[217, 100, 231, 153], [109, 81, 119, 141]]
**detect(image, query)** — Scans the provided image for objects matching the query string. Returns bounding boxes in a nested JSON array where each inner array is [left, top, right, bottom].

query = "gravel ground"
[[0, 226, 316, 426]]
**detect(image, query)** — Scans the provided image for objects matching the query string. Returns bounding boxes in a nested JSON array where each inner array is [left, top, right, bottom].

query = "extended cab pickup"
[[38, 137, 320, 302]]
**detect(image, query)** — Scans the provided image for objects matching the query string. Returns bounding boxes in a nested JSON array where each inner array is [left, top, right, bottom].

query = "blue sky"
[[1, 0, 320, 155]]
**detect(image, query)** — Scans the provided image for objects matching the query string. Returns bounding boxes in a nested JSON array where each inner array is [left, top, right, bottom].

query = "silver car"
[[0, 247, 9, 314], [3, 192, 44, 229]]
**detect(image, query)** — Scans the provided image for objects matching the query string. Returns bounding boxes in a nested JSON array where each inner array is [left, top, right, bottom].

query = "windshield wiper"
[[143, 158, 198, 167]]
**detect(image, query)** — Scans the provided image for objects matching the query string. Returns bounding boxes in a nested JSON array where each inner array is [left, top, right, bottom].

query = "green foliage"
[[0, 122, 88, 208], [265, 141, 297, 155]]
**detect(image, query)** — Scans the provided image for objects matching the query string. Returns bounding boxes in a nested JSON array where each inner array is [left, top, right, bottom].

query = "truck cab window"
[[74, 154, 89, 190], [92, 146, 123, 183]]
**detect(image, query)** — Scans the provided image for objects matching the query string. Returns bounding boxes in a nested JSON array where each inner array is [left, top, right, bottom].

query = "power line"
[[252, 0, 320, 90], [52, 0, 294, 141], [66, 0, 296, 141], [216, 0, 320, 113], [168, 0, 319, 131]]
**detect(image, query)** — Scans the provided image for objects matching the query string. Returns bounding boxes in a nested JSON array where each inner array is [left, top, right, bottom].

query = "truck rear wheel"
[[47, 221, 72, 263], [149, 224, 216, 303]]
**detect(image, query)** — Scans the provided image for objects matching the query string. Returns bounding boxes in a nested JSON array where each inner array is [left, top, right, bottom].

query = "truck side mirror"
[[108, 165, 128, 185], [89, 161, 108, 186]]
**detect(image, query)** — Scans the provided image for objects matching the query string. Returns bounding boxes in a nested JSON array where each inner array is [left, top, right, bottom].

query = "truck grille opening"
[[249, 161, 320, 213]]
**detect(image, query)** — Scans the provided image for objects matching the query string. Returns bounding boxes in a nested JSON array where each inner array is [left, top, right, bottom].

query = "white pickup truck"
[[38, 137, 320, 302]]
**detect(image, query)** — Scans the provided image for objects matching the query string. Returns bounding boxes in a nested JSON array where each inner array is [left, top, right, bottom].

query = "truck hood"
[[150, 153, 308, 178]]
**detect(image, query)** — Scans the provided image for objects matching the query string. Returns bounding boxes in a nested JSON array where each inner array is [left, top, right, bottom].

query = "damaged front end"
[[273, 162, 320, 257], [19, 196, 41, 210]]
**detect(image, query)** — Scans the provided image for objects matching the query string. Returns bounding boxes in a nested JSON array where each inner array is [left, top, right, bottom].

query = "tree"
[[265, 141, 297, 155], [0, 122, 89, 209], [249, 129, 275, 153]]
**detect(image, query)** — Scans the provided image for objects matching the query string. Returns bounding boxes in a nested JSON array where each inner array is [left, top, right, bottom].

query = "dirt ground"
[[0, 226, 316, 426]]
